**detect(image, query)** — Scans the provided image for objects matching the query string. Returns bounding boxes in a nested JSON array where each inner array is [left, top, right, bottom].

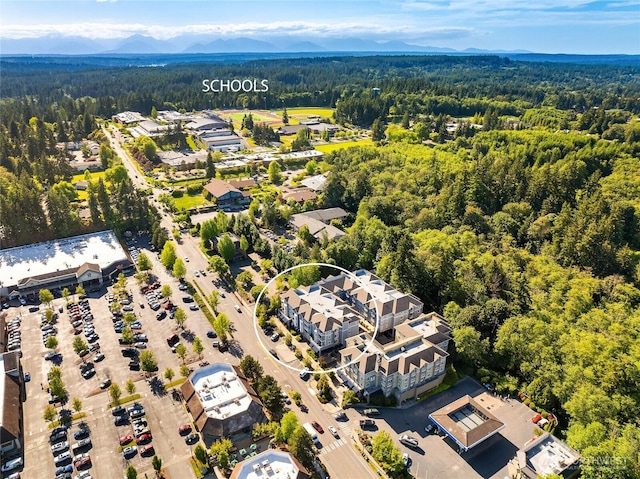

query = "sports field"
[[315, 139, 372, 153]]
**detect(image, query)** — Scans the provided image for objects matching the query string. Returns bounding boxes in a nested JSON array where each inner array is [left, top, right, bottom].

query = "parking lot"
[[17, 241, 233, 479], [365, 377, 543, 479]]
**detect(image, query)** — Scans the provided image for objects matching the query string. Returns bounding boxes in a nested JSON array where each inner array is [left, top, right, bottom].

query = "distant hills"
[[0, 34, 532, 55]]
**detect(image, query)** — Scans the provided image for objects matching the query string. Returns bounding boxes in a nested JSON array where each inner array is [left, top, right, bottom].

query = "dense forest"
[[1, 54, 640, 478]]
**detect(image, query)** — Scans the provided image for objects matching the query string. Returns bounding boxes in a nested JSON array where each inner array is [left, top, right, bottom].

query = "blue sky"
[[1, 0, 639, 53]]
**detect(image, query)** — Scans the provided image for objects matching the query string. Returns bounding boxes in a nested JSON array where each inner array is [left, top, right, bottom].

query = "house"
[[299, 121, 340, 136], [282, 189, 317, 203], [289, 214, 345, 242], [300, 174, 327, 191], [203, 179, 249, 207], [295, 207, 347, 223], [180, 363, 266, 444], [228, 178, 258, 190], [429, 395, 505, 453], [276, 125, 306, 136]]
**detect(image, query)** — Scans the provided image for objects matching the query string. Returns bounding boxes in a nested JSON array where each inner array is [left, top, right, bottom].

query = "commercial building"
[[111, 111, 145, 124], [509, 433, 581, 479], [180, 363, 266, 444], [0, 230, 131, 299], [230, 450, 310, 479], [0, 351, 25, 457], [339, 312, 451, 404], [429, 395, 505, 453]]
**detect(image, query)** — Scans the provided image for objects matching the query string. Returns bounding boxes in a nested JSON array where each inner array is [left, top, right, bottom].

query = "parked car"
[[333, 412, 347, 421], [122, 447, 137, 458], [73, 454, 91, 469], [1, 457, 23, 473], [328, 426, 339, 437], [99, 378, 111, 389], [359, 419, 376, 429], [399, 434, 419, 448], [54, 451, 72, 466], [119, 435, 133, 446], [139, 444, 155, 456], [185, 433, 199, 445], [363, 408, 380, 416], [178, 424, 192, 435], [136, 433, 152, 444], [93, 352, 105, 362], [73, 428, 90, 440], [51, 441, 69, 454], [189, 304, 199, 311]]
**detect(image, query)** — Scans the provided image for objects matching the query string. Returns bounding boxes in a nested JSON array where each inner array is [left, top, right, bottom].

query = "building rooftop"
[[0, 230, 128, 288], [0, 352, 21, 448], [203, 179, 243, 199], [230, 450, 309, 479], [429, 395, 505, 451], [517, 433, 581, 479], [282, 190, 317, 203], [341, 313, 450, 375], [190, 363, 253, 420], [284, 285, 360, 333], [289, 215, 345, 241]]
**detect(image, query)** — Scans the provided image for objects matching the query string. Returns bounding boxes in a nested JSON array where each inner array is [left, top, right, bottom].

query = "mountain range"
[[0, 34, 532, 55]]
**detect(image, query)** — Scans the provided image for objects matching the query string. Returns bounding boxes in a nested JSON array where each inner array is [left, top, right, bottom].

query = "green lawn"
[[283, 107, 335, 118], [315, 139, 372, 153], [72, 171, 106, 183], [173, 194, 208, 210]]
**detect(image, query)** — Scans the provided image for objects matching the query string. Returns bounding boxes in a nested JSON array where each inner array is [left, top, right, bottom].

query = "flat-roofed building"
[[112, 111, 145, 124], [339, 312, 451, 404], [0, 230, 130, 298], [300, 174, 327, 191], [230, 450, 310, 479], [0, 351, 25, 457], [429, 395, 505, 453], [510, 433, 581, 479], [180, 363, 266, 443]]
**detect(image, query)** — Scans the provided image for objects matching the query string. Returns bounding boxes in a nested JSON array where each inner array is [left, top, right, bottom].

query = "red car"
[[140, 444, 155, 456], [119, 434, 134, 445], [136, 433, 152, 444], [73, 454, 91, 468], [311, 421, 324, 433], [178, 424, 192, 435]]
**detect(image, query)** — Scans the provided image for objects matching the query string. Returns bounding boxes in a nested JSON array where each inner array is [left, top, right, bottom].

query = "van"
[[167, 334, 179, 346]]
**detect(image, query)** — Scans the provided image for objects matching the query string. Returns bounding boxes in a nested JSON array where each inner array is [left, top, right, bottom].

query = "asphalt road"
[[102, 125, 380, 478]]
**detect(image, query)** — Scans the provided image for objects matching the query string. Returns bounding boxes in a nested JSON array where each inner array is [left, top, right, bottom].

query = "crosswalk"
[[318, 437, 347, 455]]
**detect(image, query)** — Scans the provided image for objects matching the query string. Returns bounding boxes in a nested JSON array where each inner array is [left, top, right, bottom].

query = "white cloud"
[[0, 20, 474, 40]]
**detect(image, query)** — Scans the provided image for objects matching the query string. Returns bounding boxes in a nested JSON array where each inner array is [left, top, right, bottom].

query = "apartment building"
[[320, 269, 424, 332], [339, 312, 451, 404], [280, 284, 360, 354]]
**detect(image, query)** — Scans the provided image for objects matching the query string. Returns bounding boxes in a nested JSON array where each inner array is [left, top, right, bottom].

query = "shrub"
[[294, 350, 303, 360]]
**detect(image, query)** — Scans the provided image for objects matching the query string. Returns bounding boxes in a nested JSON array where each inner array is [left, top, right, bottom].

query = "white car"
[[234, 304, 241, 313], [328, 426, 339, 437], [1, 456, 23, 473]]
